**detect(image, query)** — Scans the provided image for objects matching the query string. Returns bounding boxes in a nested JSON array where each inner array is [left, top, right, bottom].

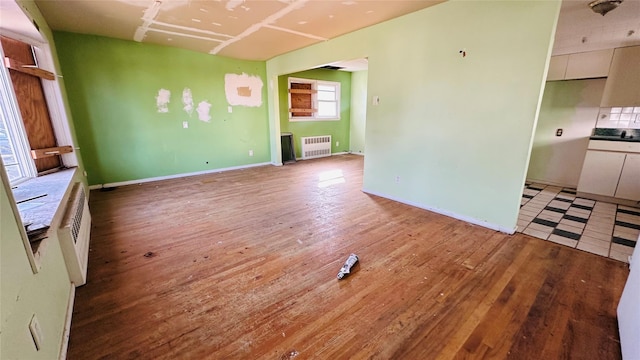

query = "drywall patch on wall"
[[182, 88, 194, 116], [225, 73, 263, 107], [197, 100, 212, 122], [156, 88, 170, 113]]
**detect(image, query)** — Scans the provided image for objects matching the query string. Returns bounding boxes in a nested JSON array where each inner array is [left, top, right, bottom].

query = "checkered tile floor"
[[518, 183, 640, 263]]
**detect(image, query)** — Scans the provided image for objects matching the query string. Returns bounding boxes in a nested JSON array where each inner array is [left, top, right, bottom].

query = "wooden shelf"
[[289, 108, 316, 113], [289, 89, 317, 94], [31, 146, 74, 159], [4, 57, 55, 81]]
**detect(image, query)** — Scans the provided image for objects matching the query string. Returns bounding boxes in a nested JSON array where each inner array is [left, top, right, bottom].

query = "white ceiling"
[[1, 0, 639, 71], [553, 0, 640, 56], [31, 0, 444, 61]]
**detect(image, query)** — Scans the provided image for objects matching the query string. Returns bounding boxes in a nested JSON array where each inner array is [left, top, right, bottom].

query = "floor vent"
[[301, 135, 332, 160]]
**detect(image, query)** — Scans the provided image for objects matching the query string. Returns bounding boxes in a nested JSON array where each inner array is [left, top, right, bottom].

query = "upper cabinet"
[[547, 49, 614, 81], [547, 55, 569, 81], [601, 46, 640, 107]]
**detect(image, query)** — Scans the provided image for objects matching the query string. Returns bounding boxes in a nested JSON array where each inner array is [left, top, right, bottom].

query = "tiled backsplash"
[[596, 106, 640, 129]]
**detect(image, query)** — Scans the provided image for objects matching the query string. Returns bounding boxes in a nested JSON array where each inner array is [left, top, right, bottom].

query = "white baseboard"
[[525, 178, 575, 189], [58, 283, 75, 360], [88, 162, 272, 189], [350, 152, 365, 156], [362, 188, 516, 234]]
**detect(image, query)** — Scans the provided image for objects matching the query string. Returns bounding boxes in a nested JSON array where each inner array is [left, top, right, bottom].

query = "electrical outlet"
[[29, 314, 43, 351], [336, 141, 339, 147], [395, 176, 400, 183], [249, 150, 254, 157], [182, 121, 189, 129]]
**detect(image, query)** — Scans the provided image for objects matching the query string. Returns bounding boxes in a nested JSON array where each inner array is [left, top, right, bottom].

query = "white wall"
[[267, 1, 561, 232], [349, 70, 367, 155], [527, 79, 605, 187]]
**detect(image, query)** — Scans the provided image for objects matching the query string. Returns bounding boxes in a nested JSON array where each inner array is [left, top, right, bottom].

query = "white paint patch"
[[156, 88, 171, 113], [182, 88, 194, 116], [197, 101, 212, 122], [226, 0, 243, 11], [224, 73, 263, 107]]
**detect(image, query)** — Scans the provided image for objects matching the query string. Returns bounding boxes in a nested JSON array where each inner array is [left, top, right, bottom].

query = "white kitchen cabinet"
[[616, 153, 640, 200], [547, 49, 613, 81], [547, 55, 568, 81], [601, 46, 640, 107], [578, 150, 626, 196], [565, 49, 614, 79]]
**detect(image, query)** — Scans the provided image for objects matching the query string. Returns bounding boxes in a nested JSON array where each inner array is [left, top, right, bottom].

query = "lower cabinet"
[[616, 153, 640, 200], [578, 150, 640, 201], [578, 150, 625, 197]]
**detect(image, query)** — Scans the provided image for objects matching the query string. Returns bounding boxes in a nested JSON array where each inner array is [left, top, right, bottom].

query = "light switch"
[[183, 121, 189, 129], [29, 314, 43, 351]]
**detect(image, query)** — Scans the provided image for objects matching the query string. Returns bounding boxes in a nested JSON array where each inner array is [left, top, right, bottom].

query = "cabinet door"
[[616, 154, 640, 201], [547, 55, 568, 81], [578, 150, 626, 196], [565, 49, 613, 79], [601, 46, 640, 107]]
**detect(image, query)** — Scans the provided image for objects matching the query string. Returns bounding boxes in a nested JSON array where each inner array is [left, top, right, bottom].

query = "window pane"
[[0, 98, 26, 181], [317, 84, 334, 92], [0, 115, 17, 161], [318, 101, 337, 117], [317, 90, 335, 101]]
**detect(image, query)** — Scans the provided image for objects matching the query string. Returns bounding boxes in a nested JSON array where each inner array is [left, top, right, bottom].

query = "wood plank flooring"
[[68, 155, 629, 359]]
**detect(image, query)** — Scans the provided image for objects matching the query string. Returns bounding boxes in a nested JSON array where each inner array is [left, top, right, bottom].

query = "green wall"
[[349, 70, 367, 155], [278, 68, 351, 159], [54, 32, 270, 186], [2, 2, 80, 359], [267, 0, 561, 232], [527, 79, 605, 187]]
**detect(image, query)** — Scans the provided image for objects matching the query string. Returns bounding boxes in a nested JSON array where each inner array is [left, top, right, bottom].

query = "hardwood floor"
[[69, 155, 629, 359]]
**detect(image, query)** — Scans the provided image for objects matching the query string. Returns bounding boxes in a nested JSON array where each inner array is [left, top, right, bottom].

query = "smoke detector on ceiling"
[[589, 0, 623, 16]]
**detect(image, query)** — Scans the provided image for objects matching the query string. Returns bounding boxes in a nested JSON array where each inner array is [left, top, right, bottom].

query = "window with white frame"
[[0, 47, 35, 184], [288, 77, 340, 121], [0, 36, 77, 185]]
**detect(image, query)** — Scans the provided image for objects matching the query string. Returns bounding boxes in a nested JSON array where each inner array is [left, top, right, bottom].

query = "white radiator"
[[58, 182, 91, 286], [301, 135, 332, 160]]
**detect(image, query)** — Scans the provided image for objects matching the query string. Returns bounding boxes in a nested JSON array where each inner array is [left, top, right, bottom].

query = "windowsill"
[[11, 168, 78, 246], [289, 118, 341, 122]]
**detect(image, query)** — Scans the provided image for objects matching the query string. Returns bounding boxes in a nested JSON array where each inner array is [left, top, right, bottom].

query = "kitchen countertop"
[[11, 168, 77, 240], [591, 128, 640, 142], [589, 135, 640, 142]]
